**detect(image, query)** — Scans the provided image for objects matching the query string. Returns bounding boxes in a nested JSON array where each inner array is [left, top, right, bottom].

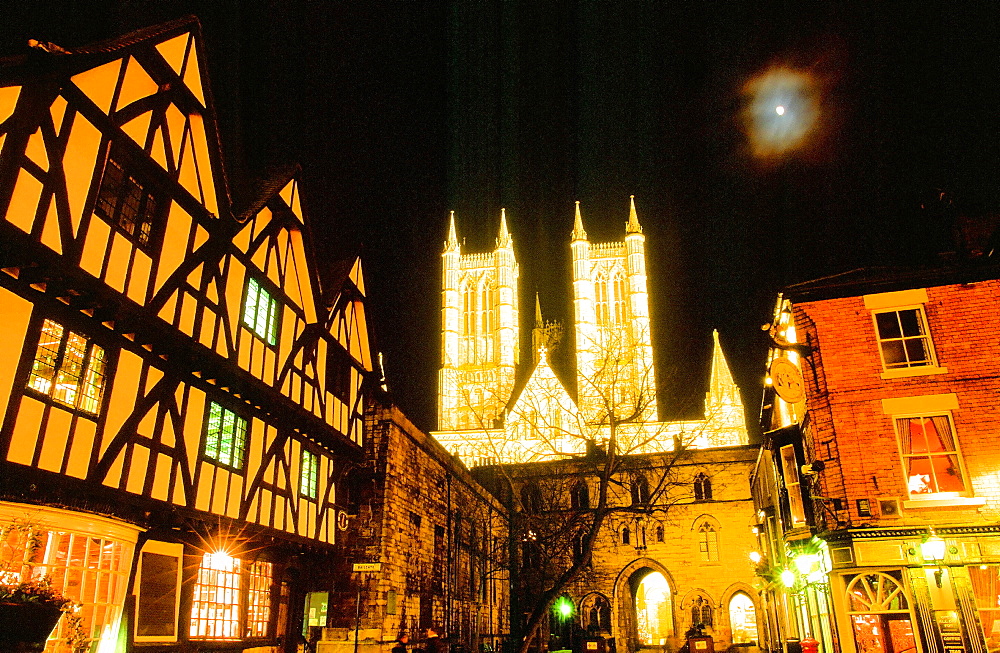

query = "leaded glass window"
[[203, 402, 247, 470], [242, 277, 279, 345], [27, 319, 107, 415], [300, 449, 318, 499], [95, 153, 159, 249]]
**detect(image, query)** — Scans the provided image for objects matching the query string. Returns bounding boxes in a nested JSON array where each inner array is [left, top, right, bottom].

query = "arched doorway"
[[728, 592, 759, 644], [632, 570, 674, 648]]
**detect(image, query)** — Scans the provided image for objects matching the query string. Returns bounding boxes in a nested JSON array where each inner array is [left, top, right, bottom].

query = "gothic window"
[[691, 596, 713, 627], [698, 522, 719, 562], [631, 475, 650, 505], [694, 473, 713, 501], [26, 319, 107, 416], [573, 531, 587, 564], [612, 272, 627, 324], [521, 484, 542, 514], [571, 482, 590, 510], [621, 527, 630, 545], [655, 525, 664, 542], [595, 274, 609, 326]]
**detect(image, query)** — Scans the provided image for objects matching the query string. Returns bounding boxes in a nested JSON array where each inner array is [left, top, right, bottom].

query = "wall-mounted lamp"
[[921, 531, 947, 588]]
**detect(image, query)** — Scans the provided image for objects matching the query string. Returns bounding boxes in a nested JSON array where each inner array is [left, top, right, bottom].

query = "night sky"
[[4, 2, 999, 433]]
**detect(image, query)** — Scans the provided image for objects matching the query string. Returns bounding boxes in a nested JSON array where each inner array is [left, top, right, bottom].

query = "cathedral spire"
[[572, 201, 588, 241], [445, 211, 459, 251], [626, 195, 642, 234], [535, 292, 543, 326], [497, 208, 512, 247], [708, 329, 739, 405]]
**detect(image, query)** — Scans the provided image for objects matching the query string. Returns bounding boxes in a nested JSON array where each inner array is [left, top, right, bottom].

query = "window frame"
[[241, 276, 281, 347], [201, 400, 249, 473], [93, 144, 166, 252], [25, 317, 109, 418], [697, 522, 719, 562], [134, 541, 184, 643], [189, 552, 274, 641], [892, 411, 969, 499], [299, 448, 319, 500]]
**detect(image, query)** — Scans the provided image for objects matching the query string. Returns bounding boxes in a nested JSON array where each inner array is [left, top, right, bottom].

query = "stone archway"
[[614, 558, 677, 653]]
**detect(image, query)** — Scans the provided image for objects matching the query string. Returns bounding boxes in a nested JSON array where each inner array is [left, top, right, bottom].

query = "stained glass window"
[[242, 277, 279, 345], [95, 154, 159, 248], [203, 402, 247, 470], [27, 319, 107, 415], [300, 449, 318, 499]]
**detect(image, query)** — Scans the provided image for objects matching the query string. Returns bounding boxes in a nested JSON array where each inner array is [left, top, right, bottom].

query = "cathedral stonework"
[[433, 198, 749, 465]]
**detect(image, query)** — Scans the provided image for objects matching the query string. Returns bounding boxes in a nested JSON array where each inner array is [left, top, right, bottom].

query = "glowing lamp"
[[775, 106, 785, 116], [921, 535, 946, 563], [554, 596, 575, 619], [780, 569, 796, 588], [748, 551, 762, 564], [794, 553, 818, 575]]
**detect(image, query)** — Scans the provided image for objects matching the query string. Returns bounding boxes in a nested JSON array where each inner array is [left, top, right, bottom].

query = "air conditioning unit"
[[878, 498, 901, 518]]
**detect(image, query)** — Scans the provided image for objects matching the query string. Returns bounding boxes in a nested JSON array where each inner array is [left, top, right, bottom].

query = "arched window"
[[844, 572, 915, 653], [621, 527, 631, 545], [573, 531, 587, 564], [595, 274, 609, 326], [694, 473, 712, 501], [631, 475, 650, 505], [691, 596, 713, 627], [728, 592, 759, 644], [571, 482, 590, 510], [656, 525, 664, 542], [698, 522, 718, 562], [612, 272, 627, 324], [521, 484, 542, 514]]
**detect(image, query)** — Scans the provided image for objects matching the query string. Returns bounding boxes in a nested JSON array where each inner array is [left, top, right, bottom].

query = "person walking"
[[392, 634, 410, 653]]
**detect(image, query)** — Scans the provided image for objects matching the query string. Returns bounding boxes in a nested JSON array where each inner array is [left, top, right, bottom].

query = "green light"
[[780, 569, 796, 588], [554, 597, 574, 619]]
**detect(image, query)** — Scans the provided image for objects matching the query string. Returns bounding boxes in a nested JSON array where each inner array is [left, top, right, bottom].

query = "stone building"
[[323, 397, 510, 653], [754, 260, 1000, 653], [433, 201, 761, 653]]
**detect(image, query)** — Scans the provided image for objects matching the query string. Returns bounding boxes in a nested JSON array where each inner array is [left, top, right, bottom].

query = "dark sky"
[[4, 2, 1000, 433]]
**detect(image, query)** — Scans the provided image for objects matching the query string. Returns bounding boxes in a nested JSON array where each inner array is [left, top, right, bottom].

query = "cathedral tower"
[[571, 197, 658, 424], [438, 210, 520, 430]]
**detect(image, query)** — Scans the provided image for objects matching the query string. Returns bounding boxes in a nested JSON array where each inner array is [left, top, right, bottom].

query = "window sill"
[[881, 366, 948, 380], [903, 496, 985, 509]]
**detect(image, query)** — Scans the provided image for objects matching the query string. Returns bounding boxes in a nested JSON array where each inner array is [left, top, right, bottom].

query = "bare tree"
[[441, 324, 747, 653]]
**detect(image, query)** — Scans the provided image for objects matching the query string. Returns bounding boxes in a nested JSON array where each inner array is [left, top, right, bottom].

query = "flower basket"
[[0, 600, 64, 651]]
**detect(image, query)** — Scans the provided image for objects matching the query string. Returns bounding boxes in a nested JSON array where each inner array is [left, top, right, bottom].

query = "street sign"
[[352, 562, 381, 572]]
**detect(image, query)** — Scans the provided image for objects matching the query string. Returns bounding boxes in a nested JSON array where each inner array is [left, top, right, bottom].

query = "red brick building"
[[753, 262, 1000, 653]]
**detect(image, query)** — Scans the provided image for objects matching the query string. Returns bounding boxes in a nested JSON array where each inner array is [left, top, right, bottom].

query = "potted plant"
[[0, 518, 78, 652]]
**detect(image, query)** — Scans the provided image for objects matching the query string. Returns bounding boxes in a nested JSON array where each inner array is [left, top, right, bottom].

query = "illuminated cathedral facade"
[[433, 198, 749, 465]]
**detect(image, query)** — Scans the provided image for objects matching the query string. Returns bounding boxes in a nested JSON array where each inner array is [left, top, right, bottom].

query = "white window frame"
[[864, 289, 947, 379], [134, 540, 184, 643], [892, 411, 969, 501]]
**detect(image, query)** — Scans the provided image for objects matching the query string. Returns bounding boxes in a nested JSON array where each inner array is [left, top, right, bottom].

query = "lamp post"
[[921, 530, 948, 588]]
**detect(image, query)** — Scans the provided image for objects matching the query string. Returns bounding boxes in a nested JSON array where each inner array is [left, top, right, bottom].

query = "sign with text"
[[352, 562, 382, 572]]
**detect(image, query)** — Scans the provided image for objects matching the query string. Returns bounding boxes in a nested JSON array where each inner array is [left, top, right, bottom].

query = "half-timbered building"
[[0, 17, 373, 652]]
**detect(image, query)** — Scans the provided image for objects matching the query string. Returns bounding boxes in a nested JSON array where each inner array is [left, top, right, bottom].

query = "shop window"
[[694, 473, 712, 501], [698, 522, 718, 562], [873, 307, 937, 370], [189, 552, 272, 640], [895, 415, 966, 496], [202, 402, 248, 471], [969, 565, 1000, 638], [94, 150, 161, 249], [242, 277, 279, 346], [136, 541, 183, 641], [844, 571, 916, 653], [728, 592, 759, 644], [300, 449, 319, 500], [26, 319, 107, 415]]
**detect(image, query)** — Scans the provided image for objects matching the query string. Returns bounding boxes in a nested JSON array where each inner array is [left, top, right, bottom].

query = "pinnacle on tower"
[[535, 292, 543, 327], [497, 207, 512, 247], [708, 329, 739, 404], [572, 201, 588, 241], [626, 195, 643, 234], [445, 211, 459, 250]]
